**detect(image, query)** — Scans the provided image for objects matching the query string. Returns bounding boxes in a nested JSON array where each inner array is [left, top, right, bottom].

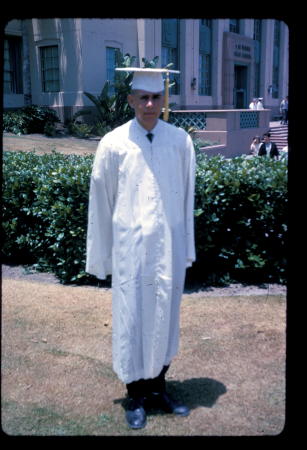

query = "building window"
[[229, 19, 240, 34], [201, 19, 212, 28], [161, 19, 180, 95], [106, 47, 120, 94], [4, 36, 23, 94], [253, 19, 262, 98], [199, 19, 212, 96], [40, 45, 60, 92], [272, 20, 280, 99]]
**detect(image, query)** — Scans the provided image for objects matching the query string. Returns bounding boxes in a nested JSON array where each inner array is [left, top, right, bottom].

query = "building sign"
[[234, 43, 252, 60], [223, 32, 254, 64], [222, 32, 255, 107]]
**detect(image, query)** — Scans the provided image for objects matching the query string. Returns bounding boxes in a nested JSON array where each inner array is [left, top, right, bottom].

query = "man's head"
[[127, 69, 165, 131], [115, 67, 180, 131], [128, 89, 164, 131]]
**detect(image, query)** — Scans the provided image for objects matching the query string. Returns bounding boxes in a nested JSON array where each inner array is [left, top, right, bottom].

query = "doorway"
[[234, 64, 248, 108]]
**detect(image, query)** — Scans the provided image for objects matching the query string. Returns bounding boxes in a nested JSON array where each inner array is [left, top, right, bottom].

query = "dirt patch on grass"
[[3, 132, 99, 155], [2, 276, 286, 436]]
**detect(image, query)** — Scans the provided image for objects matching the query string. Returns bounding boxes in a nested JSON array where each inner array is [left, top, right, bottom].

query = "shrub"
[[2, 151, 43, 264], [2, 151, 95, 284], [3, 105, 60, 135], [43, 121, 57, 137], [67, 120, 94, 139], [93, 121, 112, 137], [192, 149, 287, 284], [2, 150, 287, 285]]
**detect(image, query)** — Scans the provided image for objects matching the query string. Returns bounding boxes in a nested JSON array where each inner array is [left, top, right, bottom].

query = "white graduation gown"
[[86, 118, 196, 384]]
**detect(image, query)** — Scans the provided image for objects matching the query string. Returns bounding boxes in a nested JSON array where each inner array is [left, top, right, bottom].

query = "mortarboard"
[[115, 67, 180, 121]]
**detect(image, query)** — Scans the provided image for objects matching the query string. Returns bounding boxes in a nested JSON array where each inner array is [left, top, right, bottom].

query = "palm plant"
[[75, 53, 175, 135], [74, 52, 136, 134]]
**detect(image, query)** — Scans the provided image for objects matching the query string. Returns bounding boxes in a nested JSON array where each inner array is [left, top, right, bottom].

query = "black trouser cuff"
[[126, 365, 169, 398]]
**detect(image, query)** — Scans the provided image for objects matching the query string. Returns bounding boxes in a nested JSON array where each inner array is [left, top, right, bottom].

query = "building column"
[[222, 31, 235, 108], [212, 19, 223, 108], [179, 19, 197, 108], [279, 21, 289, 99], [137, 19, 146, 65], [261, 19, 274, 109], [21, 19, 32, 105], [242, 19, 254, 39], [137, 19, 161, 66]]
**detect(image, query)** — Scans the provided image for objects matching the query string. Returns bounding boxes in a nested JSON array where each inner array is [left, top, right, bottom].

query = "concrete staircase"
[[269, 124, 288, 151]]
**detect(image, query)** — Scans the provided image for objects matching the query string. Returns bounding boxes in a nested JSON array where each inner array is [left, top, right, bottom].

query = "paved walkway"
[[269, 121, 288, 128], [3, 132, 100, 154], [4, 122, 285, 155]]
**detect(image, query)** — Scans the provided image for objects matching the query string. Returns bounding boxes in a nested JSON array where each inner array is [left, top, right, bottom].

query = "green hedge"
[[2, 151, 94, 284], [2, 150, 287, 285], [3, 105, 60, 135], [193, 152, 287, 285]]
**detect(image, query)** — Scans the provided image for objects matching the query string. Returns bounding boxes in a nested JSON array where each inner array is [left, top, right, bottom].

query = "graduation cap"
[[115, 67, 180, 121]]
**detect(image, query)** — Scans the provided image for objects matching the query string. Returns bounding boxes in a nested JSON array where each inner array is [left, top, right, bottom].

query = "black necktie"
[[146, 132, 154, 143]]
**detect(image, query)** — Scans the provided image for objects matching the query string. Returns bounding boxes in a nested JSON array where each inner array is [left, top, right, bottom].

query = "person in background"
[[249, 135, 262, 156], [258, 132, 279, 159], [257, 98, 264, 109], [249, 97, 264, 110], [249, 98, 258, 110], [280, 96, 288, 125]]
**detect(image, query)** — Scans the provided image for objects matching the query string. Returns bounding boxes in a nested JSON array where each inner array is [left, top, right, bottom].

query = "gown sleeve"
[[184, 134, 196, 267], [86, 138, 118, 279]]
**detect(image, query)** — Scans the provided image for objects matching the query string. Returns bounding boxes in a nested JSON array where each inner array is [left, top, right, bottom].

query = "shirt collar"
[[134, 117, 161, 136]]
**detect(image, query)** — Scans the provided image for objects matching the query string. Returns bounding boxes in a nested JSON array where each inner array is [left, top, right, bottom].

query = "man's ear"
[[127, 94, 135, 110]]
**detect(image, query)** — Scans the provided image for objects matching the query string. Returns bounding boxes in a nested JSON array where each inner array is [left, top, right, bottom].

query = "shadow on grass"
[[167, 377, 227, 409], [115, 377, 226, 413]]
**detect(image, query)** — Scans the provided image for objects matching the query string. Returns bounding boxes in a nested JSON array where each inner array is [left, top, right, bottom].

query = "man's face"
[[128, 90, 164, 131]]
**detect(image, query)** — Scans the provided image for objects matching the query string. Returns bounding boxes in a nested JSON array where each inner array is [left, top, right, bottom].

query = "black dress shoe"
[[150, 391, 190, 416], [125, 397, 147, 429]]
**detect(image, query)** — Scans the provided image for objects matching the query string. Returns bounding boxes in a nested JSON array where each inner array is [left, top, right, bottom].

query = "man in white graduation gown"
[[86, 68, 196, 429]]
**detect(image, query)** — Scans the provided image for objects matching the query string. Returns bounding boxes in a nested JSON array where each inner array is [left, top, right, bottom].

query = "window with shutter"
[[199, 19, 212, 96], [229, 19, 240, 34], [161, 19, 180, 95], [40, 45, 60, 92], [106, 47, 120, 94], [4, 36, 23, 94]]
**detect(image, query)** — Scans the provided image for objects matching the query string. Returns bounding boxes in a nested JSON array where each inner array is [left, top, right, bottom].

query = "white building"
[[4, 18, 289, 122]]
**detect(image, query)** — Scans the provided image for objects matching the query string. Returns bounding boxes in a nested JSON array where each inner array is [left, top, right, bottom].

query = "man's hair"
[[130, 89, 164, 96]]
